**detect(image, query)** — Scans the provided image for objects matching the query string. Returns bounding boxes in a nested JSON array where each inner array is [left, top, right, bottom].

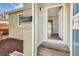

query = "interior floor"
[[0, 38, 23, 56], [37, 40, 69, 56], [48, 34, 62, 40]]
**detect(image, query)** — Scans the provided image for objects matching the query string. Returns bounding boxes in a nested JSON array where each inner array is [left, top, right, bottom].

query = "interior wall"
[[48, 16, 58, 34], [58, 7, 63, 39], [36, 4, 43, 47], [33, 4, 45, 55], [64, 4, 70, 46]]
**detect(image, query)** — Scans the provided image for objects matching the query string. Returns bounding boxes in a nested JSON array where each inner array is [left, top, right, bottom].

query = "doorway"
[[47, 6, 63, 40]]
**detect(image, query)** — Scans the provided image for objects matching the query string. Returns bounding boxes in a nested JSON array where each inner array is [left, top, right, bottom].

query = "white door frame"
[[44, 4, 64, 41], [70, 3, 73, 56]]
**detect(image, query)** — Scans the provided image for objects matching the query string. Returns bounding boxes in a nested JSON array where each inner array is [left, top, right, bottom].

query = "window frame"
[[17, 13, 23, 27]]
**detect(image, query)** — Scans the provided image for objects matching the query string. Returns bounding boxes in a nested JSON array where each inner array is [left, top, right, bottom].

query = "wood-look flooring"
[[37, 43, 69, 56], [48, 34, 62, 40]]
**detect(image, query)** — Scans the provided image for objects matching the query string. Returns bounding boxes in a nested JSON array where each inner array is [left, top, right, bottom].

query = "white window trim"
[[17, 13, 23, 27], [72, 3, 79, 30]]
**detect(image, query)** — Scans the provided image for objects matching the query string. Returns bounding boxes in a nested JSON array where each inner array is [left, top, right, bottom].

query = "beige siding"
[[23, 3, 32, 9], [23, 4, 32, 56], [8, 3, 32, 56], [23, 22, 32, 56], [9, 11, 23, 40], [9, 11, 23, 20]]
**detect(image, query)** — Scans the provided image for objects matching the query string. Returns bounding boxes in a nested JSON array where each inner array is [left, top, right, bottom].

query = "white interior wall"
[[63, 4, 70, 46], [37, 5, 43, 47], [42, 7, 48, 41], [58, 7, 64, 39], [33, 4, 45, 55], [34, 4, 44, 47], [48, 16, 58, 34]]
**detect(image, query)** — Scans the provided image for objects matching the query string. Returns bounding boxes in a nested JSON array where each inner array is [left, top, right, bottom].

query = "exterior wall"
[[8, 3, 32, 56], [23, 3, 32, 10], [23, 22, 32, 56], [23, 3, 32, 56], [23, 9, 32, 16], [8, 11, 23, 40]]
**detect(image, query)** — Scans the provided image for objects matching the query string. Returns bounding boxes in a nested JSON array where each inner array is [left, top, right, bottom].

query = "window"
[[18, 13, 32, 27], [18, 14, 23, 26], [73, 3, 79, 16], [73, 3, 79, 26], [72, 3, 79, 56], [72, 30, 79, 56]]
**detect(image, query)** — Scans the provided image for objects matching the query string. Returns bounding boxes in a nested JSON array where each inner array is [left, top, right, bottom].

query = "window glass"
[[78, 4, 79, 13], [72, 30, 79, 56], [73, 3, 78, 16]]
